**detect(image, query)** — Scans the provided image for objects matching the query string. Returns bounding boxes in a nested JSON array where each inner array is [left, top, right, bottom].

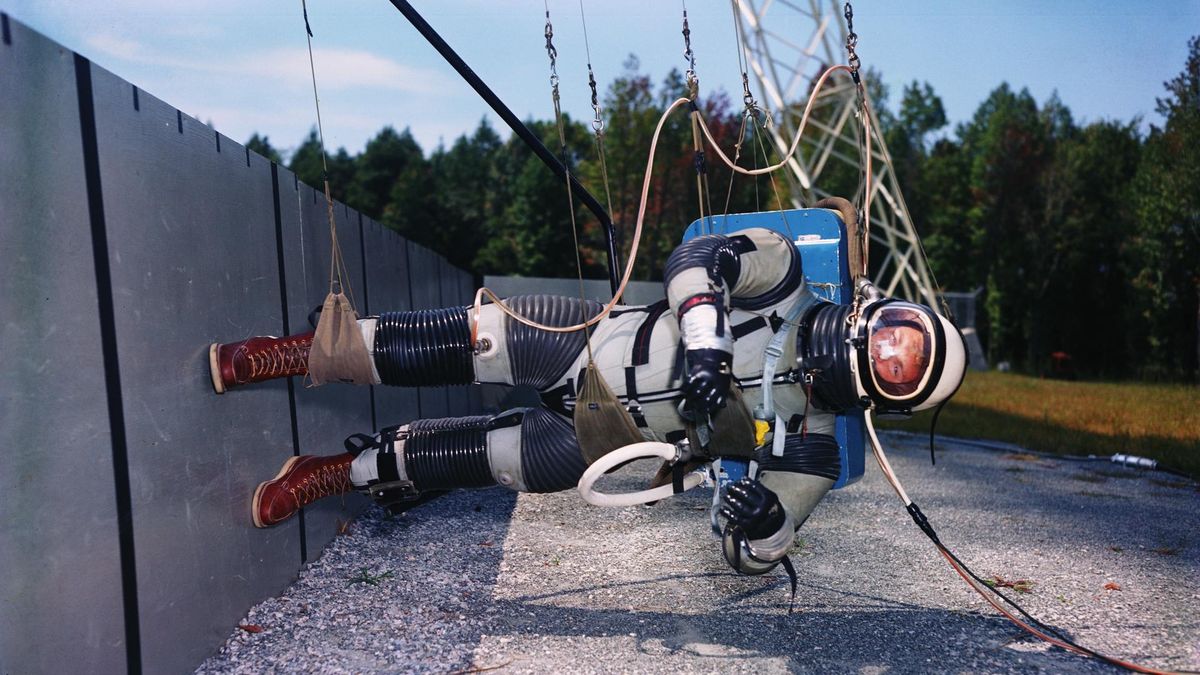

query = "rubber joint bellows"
[[374, 307, 474, 386]]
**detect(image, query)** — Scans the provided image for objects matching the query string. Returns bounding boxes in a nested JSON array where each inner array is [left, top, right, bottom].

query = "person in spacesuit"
[[211, 226, 966, 575]]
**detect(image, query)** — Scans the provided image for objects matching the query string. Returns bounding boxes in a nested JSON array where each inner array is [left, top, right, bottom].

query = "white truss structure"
[[734, 0, 938, 307]]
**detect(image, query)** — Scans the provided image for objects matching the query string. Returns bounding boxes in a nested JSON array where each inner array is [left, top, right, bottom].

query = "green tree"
[[897, 81, 947, 152], [956, 84, 1054, 369], [422, 119, 504, 271], [888, 81, 955, 289], [245, 133, 283, 164], [1127, 36, 1200, 380], [917, 137, 976, 291], [288, 129, 356, 204], [585, 58, 769, 281], [348, 126, 426, 220], [592, 55, 660, 274], [474, 117, 603, 278], [1035, 119, 1141, 377]]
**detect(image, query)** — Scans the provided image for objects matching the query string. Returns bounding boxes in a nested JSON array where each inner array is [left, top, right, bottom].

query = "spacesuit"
[[214, 226, 967, 575]]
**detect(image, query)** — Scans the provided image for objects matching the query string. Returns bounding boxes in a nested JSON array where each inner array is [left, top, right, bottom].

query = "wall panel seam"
[[271, 162, 307, 564], [73, 52, 142, 675], [359, 212, 378, 432]]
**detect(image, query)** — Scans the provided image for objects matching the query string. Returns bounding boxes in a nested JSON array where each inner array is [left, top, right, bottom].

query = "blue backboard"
[[683, 210, 865, 489]]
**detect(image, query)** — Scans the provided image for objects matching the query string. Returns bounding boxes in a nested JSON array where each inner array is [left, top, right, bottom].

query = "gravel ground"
[[197, 433, 1199, 674]]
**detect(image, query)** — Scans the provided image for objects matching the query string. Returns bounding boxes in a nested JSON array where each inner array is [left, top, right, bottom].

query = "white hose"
[[577, 441, 703, 507]]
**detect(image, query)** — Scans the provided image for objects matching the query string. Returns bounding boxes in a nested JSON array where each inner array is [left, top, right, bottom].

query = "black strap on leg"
[[671, 462, 686, 494], [343, 433, 376, 457], [631, 299, 670, 366], [624, 366, 648, 428], [354, 425, 421, 505], [755, 433, 841, 481]]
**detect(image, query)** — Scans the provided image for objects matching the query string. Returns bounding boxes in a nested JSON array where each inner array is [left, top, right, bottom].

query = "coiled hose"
[[404, 416, 494, 491], [801, 303, 860, 412], [374, 307, 474, 386], [755, 433, 841, 482]]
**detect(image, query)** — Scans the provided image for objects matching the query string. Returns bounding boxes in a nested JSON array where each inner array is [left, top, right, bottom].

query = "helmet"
[[799, 297, 967, 416]]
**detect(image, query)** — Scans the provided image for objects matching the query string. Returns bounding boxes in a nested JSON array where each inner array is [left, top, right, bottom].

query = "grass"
[[346, 567, 394, 586], [982, 576, 1035, 593], [879, 370, 1200, 477]]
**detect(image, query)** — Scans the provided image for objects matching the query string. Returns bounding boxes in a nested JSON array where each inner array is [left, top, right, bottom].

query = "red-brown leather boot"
[[252, 453, 355, 528], [209, 331, 314, 394]]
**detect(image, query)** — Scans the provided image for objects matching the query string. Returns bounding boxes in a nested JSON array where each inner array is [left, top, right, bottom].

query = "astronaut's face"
[[870, 323, 927, 385], [865, 304, 933, 399]]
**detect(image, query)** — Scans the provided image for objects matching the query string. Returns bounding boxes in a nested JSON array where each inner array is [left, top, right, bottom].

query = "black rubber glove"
[[720, 478, 786, 540], [684, 348, 733, 417]]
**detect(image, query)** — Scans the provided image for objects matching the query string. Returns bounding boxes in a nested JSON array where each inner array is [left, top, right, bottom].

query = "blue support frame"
[[683, 210, 866, 489]]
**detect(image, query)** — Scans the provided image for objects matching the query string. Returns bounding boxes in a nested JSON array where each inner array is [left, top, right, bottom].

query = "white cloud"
[[236, 48, 440, 94], [40, 0, 245, 14], [84, 34, 150, 61], [80, 34, 438, 96]]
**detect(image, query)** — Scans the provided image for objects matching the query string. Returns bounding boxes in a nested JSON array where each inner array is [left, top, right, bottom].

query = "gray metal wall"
[[0, 15, 477, 674], [0, 17, 128, 675]]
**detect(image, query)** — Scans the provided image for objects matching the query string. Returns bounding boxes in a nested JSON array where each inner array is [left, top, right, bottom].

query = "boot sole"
[[252, 455, 304, 528], [208, 343, 226, 395]]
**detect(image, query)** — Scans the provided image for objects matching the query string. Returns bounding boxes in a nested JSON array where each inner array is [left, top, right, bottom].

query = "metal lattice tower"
[[735, 0, 938, 307]]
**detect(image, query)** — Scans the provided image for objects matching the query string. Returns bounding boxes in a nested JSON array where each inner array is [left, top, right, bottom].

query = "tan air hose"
[[470, 64, 873, 344]]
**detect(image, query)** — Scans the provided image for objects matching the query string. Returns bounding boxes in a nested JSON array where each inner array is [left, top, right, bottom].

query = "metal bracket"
[[367, 479, 420, 505]]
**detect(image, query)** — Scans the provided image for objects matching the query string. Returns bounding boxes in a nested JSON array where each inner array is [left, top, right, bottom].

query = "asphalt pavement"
[[198, 431, 1199, 674]]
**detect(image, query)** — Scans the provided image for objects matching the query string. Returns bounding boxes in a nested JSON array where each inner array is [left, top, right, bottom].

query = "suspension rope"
[[299, 0, 357, 309], [680, 5, 712, 233], [751, 117, 795, 241], [471, 94, 692, 341], [727, 1, 794, 238], [843, 1, 870, 276], [721, 111, 750, 217], [470, 62, 855, 339], [579, 0, 619, 259], [544, 3, 595, 362], [470, 4, 881, 336]]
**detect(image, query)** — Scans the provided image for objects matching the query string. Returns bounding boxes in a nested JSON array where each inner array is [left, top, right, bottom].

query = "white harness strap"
[[758, 290, 821, 457]]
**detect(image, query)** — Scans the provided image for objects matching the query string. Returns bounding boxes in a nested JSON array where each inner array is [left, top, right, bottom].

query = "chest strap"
[[623, 366, 650, 428], [731, 316, 769, 339], [758, 292, 821, 456], [632, 299, 671, 366]]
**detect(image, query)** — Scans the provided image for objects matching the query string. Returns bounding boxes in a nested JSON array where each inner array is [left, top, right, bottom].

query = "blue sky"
[[4, 1, 1197, 157]]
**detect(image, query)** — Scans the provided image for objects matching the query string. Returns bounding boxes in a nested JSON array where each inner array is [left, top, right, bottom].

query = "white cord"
[[577, 442, 703, 507], [864, 410, 913, 506]]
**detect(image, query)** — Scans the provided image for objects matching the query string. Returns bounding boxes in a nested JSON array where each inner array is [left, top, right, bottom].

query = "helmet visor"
[[865, 304, 935, 399]]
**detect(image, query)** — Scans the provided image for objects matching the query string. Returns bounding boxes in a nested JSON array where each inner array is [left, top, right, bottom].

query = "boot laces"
[[244, 338, 310, 380], [290, 461, 351, 506]]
